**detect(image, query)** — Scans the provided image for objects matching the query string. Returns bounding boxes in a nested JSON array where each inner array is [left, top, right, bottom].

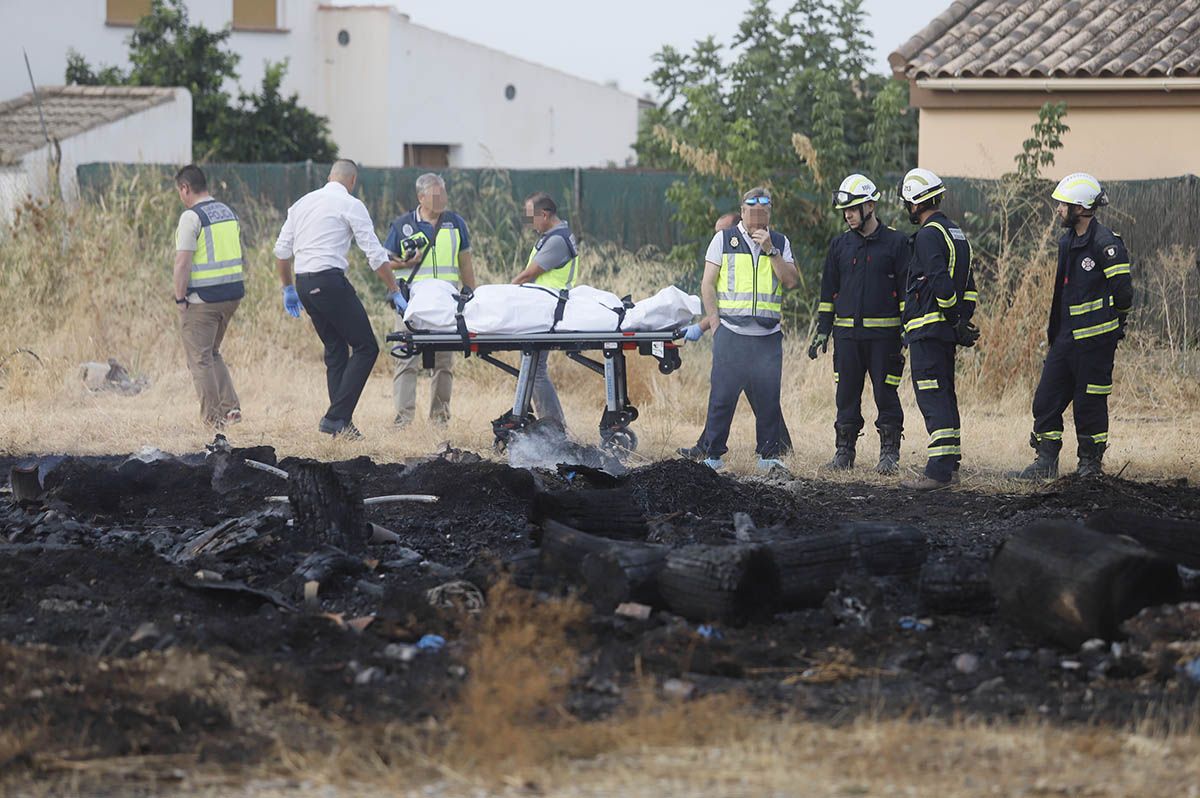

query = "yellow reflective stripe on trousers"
[[1085, 383, 1113, 395], [834, 317, 854, 328], [963, 291, 978, 303], [1089, 432, 1109, 443], [1035, 430, 1063, 441], [1073, 318, 1120, 340], [916, 379, 939, 390], [1069, 298, 1105, 316], [833, 372, 839, 383], [818, 302, 834, 313], [927, 445, 961, 457], [929, 428, 959, 442], [884, 374, 902, 387], [1103, 262, 1131, 278]]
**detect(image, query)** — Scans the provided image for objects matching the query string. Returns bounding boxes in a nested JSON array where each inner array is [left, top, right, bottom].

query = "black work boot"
[[1077, 437, 1106, 477], [827, 424, 860, 470], [875, 425, 902, 475], [1008, 434, 1061, 481]]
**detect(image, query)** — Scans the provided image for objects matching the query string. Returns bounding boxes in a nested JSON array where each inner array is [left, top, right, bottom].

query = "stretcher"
[[386, 329, 684, 452]]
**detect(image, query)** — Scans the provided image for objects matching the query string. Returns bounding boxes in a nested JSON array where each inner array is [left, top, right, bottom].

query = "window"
[[106, 0, 151, 26], [404, 144, 450, 169], [233, 0, 277, 30]]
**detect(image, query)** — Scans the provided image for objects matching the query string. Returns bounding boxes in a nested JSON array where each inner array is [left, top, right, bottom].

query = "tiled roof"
[[890, 0, 1200, 80], [0, 86, 177, 165]]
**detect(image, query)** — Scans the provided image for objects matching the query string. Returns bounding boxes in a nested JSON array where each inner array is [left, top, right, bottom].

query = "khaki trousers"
[[180, 300, 240, 424], [392, 316, 454, 424]]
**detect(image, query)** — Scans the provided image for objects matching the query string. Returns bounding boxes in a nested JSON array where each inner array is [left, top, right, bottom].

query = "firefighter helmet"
[[898, 168, 946, 205], [1051, 173, 1108, 209], [833, 174, 881, 209]]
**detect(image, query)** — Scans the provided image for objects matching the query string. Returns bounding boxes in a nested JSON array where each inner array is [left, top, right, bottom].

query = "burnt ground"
[[1, 446, 1199, 790]]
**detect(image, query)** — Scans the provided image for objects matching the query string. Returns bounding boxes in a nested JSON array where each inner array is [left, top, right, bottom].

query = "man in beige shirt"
[[173, 164, 245, 428]]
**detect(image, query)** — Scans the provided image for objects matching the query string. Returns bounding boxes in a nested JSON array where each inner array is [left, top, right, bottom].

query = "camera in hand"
[[399, 230, 431, 259]]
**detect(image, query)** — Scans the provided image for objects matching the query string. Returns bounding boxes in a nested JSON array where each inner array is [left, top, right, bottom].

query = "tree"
[[636, 0, 917, 312], [211, 61, 337, 162], [64, 0, 331, 161]]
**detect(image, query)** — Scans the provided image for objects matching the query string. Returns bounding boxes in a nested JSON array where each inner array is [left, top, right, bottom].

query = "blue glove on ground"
[[683, 323, 704, 342], [389, 290, 408, 314], [282, 285, 302, 318]]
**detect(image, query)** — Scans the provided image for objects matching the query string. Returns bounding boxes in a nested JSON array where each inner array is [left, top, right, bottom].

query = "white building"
[[4, 0, 644, 169], [0, 85, 191, 224]]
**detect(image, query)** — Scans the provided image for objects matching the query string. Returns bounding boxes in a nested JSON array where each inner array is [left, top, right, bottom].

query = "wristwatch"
[[765, 247, 779, 257]]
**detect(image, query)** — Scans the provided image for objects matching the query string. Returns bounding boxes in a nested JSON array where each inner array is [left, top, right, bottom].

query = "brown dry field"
[[3, 189, 1200, 795]]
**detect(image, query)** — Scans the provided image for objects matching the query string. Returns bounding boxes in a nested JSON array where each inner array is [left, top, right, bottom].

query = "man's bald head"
[[329, 159, 358, 190]]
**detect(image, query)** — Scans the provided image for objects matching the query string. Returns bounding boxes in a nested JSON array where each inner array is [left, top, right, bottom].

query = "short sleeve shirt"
[[704, 222, 794, 336], [384, 210, 471, 256], [531, 222, 576, 272], [176, 209, 201, 251]]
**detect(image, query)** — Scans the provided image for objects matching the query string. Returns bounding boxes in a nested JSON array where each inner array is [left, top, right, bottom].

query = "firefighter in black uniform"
[[1011, 173, 1133, 479], [809, 174, 910, 474], [896, 169, 980, 490]]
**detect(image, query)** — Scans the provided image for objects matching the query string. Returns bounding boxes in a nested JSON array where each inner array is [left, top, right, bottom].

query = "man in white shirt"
[[678, 186, 800, 471], [274, 159, 406, 439]]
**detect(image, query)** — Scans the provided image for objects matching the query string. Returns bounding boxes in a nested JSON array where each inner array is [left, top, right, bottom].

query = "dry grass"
[[4, 179, 1200, 795], [2, 177, 1197, 481]]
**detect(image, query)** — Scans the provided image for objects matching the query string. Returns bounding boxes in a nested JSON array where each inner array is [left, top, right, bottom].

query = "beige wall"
[[918, 105, 1200, 180]]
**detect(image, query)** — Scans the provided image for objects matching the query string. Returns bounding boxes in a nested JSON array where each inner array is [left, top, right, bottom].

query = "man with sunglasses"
[[811, 174, 910, 474], [680, 187, 800, 471]]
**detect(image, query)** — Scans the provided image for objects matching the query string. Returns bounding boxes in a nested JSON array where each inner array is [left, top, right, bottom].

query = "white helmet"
[[833, 174, 881, 209], [898, 168, 946, 205], [1052, 173, 1108, 209]]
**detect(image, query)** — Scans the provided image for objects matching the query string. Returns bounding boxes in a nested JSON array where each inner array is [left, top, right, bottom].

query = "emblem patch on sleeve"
[[1105, 246, 1117, 258]]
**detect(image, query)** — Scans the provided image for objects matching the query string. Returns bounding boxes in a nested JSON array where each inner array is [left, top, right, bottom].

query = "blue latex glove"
[[389, 290, 408, 314], [683, 323, 704, 341], [282, 285, 302, 318]]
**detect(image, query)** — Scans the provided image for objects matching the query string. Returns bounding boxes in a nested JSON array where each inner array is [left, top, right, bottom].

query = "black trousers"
[[833, 335, 904, 431], [698, 326, 789, 458], [908, 338, 960, 481], [296, 269, 380, 424], [1032, 334, 1118, 455]]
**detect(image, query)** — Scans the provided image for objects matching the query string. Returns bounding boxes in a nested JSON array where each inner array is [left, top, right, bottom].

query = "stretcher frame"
[[386, 329, 684, 451]]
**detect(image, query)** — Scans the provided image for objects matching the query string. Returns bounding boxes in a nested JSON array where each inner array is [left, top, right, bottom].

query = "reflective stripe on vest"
[[413, 224, 461, 283], [718, 250, 782, 321], [530, 245, 578, 290], [190, 201, 243, 290]]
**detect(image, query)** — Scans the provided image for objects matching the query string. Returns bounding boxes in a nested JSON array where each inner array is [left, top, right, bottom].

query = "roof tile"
[[891, 0, 1200, 79], [0, 85, 176, 164]]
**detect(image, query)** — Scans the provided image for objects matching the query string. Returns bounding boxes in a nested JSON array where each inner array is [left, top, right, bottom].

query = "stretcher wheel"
[[603, 429, 638, 453]]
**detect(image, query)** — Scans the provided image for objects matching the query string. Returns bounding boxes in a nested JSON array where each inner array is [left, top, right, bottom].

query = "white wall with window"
[[5, 1, 642, 168]]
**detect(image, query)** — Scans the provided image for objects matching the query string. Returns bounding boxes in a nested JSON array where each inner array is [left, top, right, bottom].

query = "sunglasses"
[[743, 196, 771, 206]]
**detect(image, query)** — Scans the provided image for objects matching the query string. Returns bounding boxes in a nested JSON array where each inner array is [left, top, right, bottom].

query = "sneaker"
[[702, 457, 725, 471], [319, 417, 364, 440], [677, 445, 705, 461], [757, 456, 788, 473], [223, 408, 243, 425]]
